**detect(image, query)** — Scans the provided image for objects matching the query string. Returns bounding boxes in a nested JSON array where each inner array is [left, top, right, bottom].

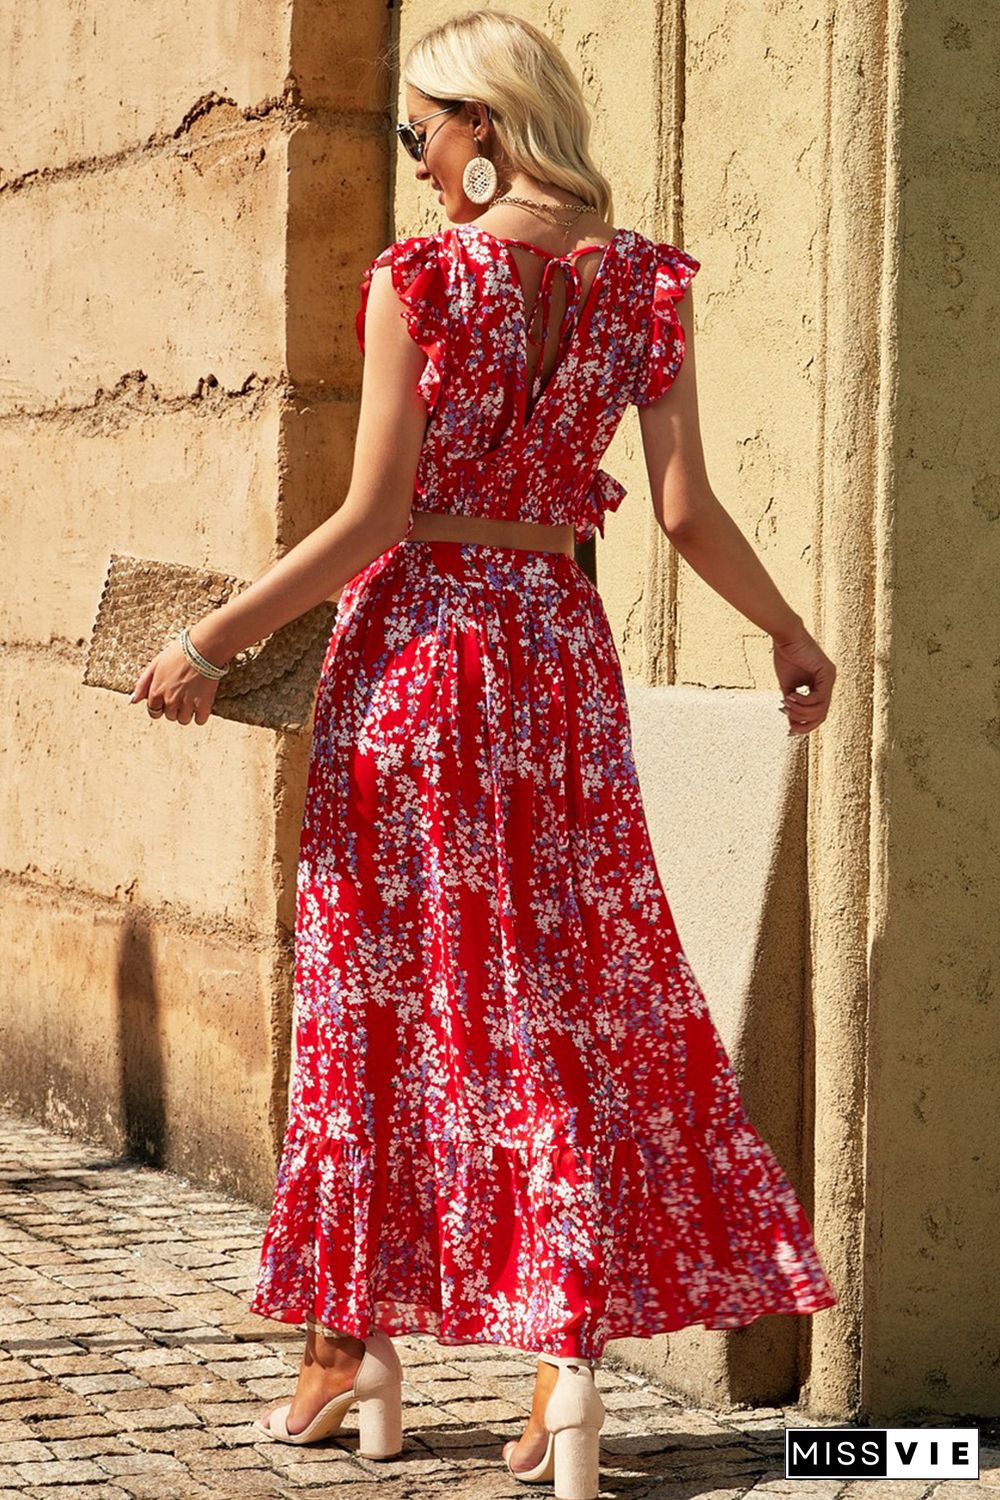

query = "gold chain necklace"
[[492, 193, 593, 240]]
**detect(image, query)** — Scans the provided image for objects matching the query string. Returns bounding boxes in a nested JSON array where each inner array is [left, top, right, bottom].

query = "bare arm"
[[637, 287, 804, 644], [189, 263, 429, 666], [638, 287, 836, 734]]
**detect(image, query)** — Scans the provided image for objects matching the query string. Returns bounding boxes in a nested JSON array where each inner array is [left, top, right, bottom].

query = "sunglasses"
[[395, 105, 460, 162], [394, 103, 493, 162]]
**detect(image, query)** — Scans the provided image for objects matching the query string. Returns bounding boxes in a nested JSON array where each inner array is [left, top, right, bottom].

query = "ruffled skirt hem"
[[248, 1116, 837, 1361]]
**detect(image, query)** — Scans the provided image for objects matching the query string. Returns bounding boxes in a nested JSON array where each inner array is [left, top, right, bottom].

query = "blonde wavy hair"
[[400, 9, 615, 225]]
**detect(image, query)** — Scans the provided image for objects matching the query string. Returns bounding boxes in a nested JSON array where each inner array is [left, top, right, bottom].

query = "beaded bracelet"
[[178, 626, 230, 680]]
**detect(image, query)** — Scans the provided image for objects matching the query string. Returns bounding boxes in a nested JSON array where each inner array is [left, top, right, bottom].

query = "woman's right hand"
[[771, 630, 837, 737]]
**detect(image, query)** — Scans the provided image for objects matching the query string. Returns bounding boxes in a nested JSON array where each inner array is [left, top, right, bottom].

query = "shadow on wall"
[[115, 918, 167, 1165]]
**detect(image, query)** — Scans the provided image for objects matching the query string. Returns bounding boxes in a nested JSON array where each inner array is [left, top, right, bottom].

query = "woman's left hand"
[[129, 637, 223, 726]]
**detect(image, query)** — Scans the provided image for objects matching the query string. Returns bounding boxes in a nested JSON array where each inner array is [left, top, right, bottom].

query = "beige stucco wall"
[[861, 0, 999, 1419], [2, 0, 996, 1424], [0, 3, 391, 1200]]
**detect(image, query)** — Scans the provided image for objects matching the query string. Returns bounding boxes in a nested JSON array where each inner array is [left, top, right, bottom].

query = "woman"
[[131, 11, 838, 1498]]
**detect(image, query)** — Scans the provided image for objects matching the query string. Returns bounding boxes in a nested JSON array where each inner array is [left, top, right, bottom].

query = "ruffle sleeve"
[[632, 242, 700, 408], [355, 234, 449, 414]]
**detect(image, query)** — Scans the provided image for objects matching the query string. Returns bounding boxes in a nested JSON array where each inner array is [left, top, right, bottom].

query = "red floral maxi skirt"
[[248, 537, 837, 1359]]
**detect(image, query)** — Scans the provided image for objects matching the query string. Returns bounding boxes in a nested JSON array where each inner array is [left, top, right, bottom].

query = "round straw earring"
[[463, 134, 498, 204]]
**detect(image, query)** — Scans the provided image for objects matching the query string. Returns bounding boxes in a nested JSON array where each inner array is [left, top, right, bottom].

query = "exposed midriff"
[[325, 511, 577, 603], [405, 509, 576, 556]]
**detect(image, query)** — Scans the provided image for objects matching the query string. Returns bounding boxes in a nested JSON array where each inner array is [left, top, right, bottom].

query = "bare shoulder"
[[574, 213, 619, 249]]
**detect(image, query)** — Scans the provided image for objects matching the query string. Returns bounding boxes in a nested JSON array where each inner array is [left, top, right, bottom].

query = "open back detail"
[[354, 223, 700, 543], [248, 222, 839, 1361], [495, 235, 620, 426]]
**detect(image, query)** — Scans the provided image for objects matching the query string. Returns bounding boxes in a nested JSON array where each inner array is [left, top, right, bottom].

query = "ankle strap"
[[536, 1351, 600, 1370], [305, 1315, 359, 1339]]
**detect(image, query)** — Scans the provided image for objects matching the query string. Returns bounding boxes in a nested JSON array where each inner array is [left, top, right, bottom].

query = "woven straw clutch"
[[83, 552, 338, 731]]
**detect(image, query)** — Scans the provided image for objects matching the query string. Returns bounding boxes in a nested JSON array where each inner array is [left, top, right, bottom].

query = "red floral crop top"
[[355, 223, 699, 545]]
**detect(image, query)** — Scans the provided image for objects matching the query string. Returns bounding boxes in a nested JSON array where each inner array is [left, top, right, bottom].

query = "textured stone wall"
[[861, 0, 1000, 1420], [0, 3, 394, 1202]]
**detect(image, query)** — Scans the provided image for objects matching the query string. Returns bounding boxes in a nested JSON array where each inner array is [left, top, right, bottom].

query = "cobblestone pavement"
[[0, 1112, 995, 1498]]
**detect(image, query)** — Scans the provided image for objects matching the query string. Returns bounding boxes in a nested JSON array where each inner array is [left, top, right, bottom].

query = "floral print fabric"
[[353, 223, 701, 544], [249, 533, 838, 1358]]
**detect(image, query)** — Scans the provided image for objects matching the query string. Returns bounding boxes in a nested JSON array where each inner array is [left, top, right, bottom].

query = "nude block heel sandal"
[[254, 1318, 404, 1459], [502, 1352, 606, 1500]]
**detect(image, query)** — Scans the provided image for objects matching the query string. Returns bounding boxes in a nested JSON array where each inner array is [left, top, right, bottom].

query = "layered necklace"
[[491, 192, 594, 243]]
